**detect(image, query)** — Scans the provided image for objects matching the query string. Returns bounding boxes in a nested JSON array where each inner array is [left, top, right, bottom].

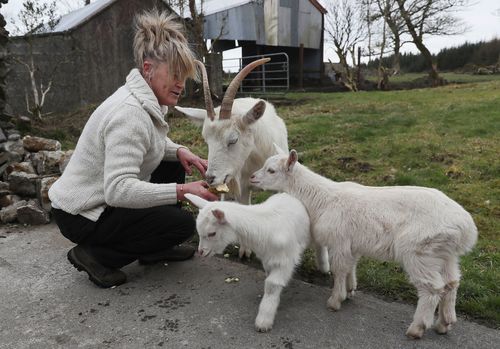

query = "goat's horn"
[[219, 57, 271, 120], [195, 60, 215, 121]]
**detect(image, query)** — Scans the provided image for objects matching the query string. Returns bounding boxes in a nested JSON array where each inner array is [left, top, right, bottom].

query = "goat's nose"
[[198, 249, 204, 256], [206, 175, 215, 185], [250, 174, 255, 180]]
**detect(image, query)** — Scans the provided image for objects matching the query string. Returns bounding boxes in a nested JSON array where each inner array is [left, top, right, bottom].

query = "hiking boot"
[[67, 245, 127, 288], [138, 245, 196, 265]]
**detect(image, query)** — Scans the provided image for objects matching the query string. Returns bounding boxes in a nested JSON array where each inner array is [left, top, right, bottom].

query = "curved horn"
[[219, 57, 271, 120], [195, 60, 215, 121]]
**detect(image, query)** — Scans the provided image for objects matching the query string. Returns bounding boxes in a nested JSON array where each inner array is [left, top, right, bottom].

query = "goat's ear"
[[175, 106, 207, 127], [273, 142, 286, 155], [212, 209, 226, 224], [242, 100, 266, 126], [286, 149, 298, 172], [185, 193, 208, 208]]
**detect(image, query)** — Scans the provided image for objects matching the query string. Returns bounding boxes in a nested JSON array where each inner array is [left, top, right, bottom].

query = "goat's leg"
[[237, 186, 253, 258], [312, 239, 330, 274], [255, 267, 292, 332], [404, 255, 445, 339], [406, 286, 442, 339], [346, 258, 359, 298], [327, 249, 355, 311], [435, 256, 460, 334]]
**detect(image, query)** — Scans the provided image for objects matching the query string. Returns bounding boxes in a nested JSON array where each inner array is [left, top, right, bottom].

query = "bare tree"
[[11, 0, 59, 120], [395, 0, 470, 86], [324, 0, 367, 91], [374, 0, 409, 74], [164, 0, 227, 97]]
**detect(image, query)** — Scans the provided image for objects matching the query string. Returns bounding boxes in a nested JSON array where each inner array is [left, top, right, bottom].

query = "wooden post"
[[299, 43, 304, 90], [357, 46, 362, 88]]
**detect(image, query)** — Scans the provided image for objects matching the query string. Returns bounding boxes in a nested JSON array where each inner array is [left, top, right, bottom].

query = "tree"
[[10, 0, 59, 120], [164, 0, 227, 97], [324, 0, 367, 91], [395, 0, 470, 86], [373, 0, 409, 74]]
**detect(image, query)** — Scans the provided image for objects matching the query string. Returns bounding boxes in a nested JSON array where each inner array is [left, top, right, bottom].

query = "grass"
[[32, 76, 499, 328], [366, 72, 500, 85], [170, 79, 500, 328]]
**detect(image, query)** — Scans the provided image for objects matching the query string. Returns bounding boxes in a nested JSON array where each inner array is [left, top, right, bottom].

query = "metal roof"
[[203, 0, 327, 16], [203, 0, 254, 16], [46, 0, 117, 33]]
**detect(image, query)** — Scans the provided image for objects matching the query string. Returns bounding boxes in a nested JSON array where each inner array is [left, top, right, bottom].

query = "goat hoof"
[[434, 322, 450, 335], [238, 247, 252, 259], [255, 322, 273, 332], [406, 324, 425, 339], [327, 297, 341, 311], [346, 290, 355, 298]]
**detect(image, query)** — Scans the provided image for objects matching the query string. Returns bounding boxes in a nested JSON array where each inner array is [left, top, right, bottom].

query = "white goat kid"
[[185, 192, 310, 332], [250, 150, 478, 339]]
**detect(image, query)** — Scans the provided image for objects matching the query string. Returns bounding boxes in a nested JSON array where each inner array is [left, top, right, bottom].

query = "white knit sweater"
[[49, 69, 185, 221]]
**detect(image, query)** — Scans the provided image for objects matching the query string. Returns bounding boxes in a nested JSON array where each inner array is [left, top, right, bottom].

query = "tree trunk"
[[392, 35, 401, 75], [396, 0, 443, 86], [414, 40, 441, 86], [337, 49, 357, 92], [206, 52, 223, 99]]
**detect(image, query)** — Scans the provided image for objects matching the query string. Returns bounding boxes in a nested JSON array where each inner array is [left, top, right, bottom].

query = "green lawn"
[[367, 71, 500, 84], [169, 79, 500, 328]]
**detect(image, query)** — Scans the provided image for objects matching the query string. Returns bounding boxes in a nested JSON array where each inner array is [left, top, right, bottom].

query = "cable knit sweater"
[[49, 69, 185, 221]]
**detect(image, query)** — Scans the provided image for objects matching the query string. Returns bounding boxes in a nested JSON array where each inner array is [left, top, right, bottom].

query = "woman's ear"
[[143, 59, 154, 78]]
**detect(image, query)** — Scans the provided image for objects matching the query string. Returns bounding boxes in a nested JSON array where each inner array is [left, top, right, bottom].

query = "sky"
[[2, 0, 499, 61]]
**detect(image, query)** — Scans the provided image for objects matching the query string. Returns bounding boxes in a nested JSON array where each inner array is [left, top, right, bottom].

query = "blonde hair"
[[133, 9, 198, 81]]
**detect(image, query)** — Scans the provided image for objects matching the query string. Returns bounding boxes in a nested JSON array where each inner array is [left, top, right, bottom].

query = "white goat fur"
[[251, 150, 478, 339], [185, 192, 310, 332]]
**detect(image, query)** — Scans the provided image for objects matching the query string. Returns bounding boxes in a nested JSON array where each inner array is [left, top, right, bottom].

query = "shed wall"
[[6, 0, 175, 116]]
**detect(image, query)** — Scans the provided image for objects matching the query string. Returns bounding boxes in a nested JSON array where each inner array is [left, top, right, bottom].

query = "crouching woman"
[[48, 9, 218, 288]]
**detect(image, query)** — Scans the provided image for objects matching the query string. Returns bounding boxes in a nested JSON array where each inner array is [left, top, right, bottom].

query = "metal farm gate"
[[222, 52, 289, 95]]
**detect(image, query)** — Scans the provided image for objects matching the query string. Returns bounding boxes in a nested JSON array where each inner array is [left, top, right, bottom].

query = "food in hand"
[[208, 183, 230, 194]]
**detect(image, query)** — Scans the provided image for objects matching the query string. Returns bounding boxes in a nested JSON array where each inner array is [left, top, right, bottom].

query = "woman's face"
[[144, 60, 185, 106]]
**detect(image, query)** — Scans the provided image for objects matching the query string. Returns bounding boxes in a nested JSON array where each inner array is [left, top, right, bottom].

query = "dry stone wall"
[[0, 120, 72, 225]]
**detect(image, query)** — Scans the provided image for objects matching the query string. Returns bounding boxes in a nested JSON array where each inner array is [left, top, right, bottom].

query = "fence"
[[222, 52, 289, 95]]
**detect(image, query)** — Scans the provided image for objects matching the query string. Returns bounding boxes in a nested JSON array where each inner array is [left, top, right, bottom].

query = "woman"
[[48, 9, 218, 288]]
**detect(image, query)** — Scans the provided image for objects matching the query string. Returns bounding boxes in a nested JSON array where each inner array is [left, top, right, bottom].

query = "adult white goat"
[[250, 149, 478, 339], [177, 59, 300, 259], [175, 59, 288, 206], [185, 192, 310, 332]]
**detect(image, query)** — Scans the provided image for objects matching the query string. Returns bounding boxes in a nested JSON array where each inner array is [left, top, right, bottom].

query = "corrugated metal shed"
[[204, 0, 327, 85], [203, 0, 325, 49]]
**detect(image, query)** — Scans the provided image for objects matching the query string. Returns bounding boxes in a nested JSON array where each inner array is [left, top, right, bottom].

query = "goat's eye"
[[227, 138, 238, 147], [208, 232, 216, 237], [267, 169, 275, 174]]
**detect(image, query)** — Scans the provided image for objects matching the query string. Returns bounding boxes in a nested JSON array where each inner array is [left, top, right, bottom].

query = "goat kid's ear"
[[184, 193, 208, 208], [242, 100, 266, 126], [273, 142, 286, 155], [212, 209, 226, 224], [286, 149, 298, 172], [174, 106, 207, 126]]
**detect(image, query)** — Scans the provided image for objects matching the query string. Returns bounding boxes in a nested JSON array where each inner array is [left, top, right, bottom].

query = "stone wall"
[[0, 119, 72, 225]]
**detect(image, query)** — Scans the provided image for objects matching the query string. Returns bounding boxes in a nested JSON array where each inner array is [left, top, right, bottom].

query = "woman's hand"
[[177, 181, 219, 202], [177, 147, 208, 177]]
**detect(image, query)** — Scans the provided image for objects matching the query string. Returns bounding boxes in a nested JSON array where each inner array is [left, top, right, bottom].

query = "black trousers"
[[52, 161, 195, 269]]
